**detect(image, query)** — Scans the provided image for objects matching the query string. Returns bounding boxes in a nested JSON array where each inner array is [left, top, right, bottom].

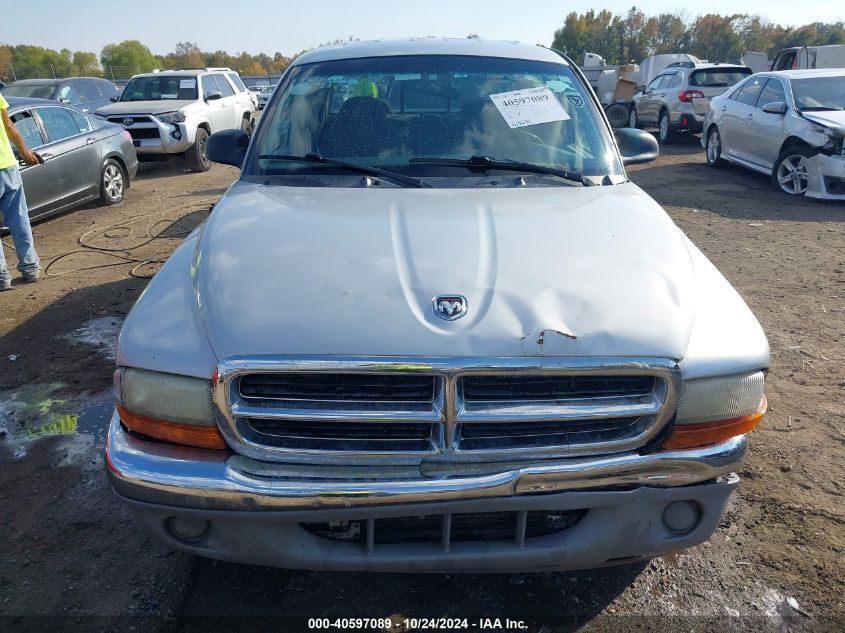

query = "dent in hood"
[[193, 182, 699, 361], [802, 110, 845, 134]]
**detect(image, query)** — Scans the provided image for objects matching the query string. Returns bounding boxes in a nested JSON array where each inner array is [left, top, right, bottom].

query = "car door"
[[720, 76, 767, 163], [212, 73, 239, 129], [201, 74, 229, 132], [31, 105, 101, 209], [9, 109, 54, 217], [742, 78, 789, 169], [641, 75, 669, 124]]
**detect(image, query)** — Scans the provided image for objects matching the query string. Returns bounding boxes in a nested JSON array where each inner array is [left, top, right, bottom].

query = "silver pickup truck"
[[106, 38, 769, 573]]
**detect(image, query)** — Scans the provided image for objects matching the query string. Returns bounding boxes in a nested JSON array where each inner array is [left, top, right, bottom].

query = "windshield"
[[247, 54, 622, 185], [120, 75, 198, 101], [792, 77, 845, 110], [3, 84, 56, 99], [689, 68, 751, 88]]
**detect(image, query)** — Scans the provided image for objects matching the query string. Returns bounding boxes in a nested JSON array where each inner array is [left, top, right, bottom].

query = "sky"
[[4, 0, 844, 57]]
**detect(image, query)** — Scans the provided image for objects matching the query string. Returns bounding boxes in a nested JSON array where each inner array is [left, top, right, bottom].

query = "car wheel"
[[186, 128, 211, 173], [658, 111, 674, 145], [773, 147, 812, 196], [705, 127, 725, 168], [628, 107, 638, 129], [605, 104, 629, 129], [241, 116, 253, 137], [99, 158, 125, 205]]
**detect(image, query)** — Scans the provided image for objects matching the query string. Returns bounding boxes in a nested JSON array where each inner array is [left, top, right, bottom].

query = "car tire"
[[241, 116, 253, 137], [186, 128, 211, 173], [705, 127, 725, 168], [658, 111, 674, 145], [628, 107, 638, 129], [772, 146, 813, 196], [605, 104, 629, 129], [99, 158, 126, 205]]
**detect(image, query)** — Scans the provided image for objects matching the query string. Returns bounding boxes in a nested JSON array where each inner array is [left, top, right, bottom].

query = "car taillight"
[[679, 90, 705, 102]]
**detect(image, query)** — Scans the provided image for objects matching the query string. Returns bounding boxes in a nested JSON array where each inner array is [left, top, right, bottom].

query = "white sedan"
[[701, 69, 845, 199]]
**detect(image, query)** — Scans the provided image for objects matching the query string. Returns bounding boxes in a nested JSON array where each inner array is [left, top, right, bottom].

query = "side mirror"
[[761, 101, 787, 115], [206, 129, 250, 168], [205, 91, 223, 102], [615, 127, 659, 165], [638, 85, 646, 94], [58, 98, 71, 104], [109, 96, 119, 102]]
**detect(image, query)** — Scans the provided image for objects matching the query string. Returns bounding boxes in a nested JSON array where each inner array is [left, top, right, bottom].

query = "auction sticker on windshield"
[[489, 86, 570, 128]]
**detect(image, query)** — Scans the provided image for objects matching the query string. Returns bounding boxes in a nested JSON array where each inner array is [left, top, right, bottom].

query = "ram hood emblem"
[[433, 295, 467, 321]]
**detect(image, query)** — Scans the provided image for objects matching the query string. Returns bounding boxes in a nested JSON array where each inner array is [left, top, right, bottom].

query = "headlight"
[[114, 368, 226, 449], [663, 371, 766, 450], [157, 111, 186, 124]]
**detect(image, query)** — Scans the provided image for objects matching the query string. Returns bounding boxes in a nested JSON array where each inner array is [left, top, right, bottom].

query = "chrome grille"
[[216, 357, 679, 463]]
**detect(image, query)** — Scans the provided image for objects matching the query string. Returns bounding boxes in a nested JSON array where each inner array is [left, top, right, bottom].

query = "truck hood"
[[802, 110, 845, 133], [195, 182, 697, 360], [94, 100, 196, 116]]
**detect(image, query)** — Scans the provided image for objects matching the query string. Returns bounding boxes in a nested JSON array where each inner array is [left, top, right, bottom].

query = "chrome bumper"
[[106, 412, 747, 511]]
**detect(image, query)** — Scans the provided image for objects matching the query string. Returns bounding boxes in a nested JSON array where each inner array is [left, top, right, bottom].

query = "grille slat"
[[461, 375, 656, 402], [240, 373, 436, 403]]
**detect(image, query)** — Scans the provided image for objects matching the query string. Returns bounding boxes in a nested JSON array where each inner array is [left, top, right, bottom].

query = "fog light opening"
[[662, 500, 700, 535], [165, 516, 211, 544]]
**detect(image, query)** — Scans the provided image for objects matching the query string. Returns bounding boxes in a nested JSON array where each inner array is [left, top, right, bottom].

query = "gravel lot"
[[1, 140, 843, 632]]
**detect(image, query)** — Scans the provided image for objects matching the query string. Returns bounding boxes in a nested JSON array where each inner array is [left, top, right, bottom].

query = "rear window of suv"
[[689, 68, 752, 88]]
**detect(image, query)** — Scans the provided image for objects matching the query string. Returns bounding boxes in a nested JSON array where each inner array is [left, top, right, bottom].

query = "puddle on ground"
[[0, 383, 112, 464], [62, 316, 124, 360]]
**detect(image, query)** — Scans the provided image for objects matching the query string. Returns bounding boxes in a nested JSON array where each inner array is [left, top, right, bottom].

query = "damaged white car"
[[107, 39, 770, 572], [703, 69, 845, 199]]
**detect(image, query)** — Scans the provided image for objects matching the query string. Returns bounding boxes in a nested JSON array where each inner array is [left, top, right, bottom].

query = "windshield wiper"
[[409, 156, 582, 185], [258, 153, 432, 188]]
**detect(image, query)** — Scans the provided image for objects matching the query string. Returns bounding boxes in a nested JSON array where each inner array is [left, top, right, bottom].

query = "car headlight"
[[114, 367, 226, 449], [663, 371, 766, 450], [157, 111, 186, 124]]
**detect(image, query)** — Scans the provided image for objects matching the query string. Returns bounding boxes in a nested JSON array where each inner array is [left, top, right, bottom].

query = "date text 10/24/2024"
[[307, 618, 529, 630]]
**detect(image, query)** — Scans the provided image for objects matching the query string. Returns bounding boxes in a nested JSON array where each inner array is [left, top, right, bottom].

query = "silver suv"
[[93, 68, 256, 172], [630, 64, 752, 144]]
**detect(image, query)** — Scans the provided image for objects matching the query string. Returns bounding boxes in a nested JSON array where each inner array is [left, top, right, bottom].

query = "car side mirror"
[[109, 96, 119, 102], [638, 85, 646, 94], [206, 129, 250, 168], [58, 98, 71, 103], [761, 101, 787, 115], [205, 91, 223, 102], [615, 127, 659, 165]]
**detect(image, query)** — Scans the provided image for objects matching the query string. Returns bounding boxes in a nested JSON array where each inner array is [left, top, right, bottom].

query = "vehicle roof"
[[761, 69, 845, 79], [4, 96, 65, 109], [690, 63, 751, 70], [129, 69, 214, 78], [9, 77, 108, 85], [294, 37, 567, 66]]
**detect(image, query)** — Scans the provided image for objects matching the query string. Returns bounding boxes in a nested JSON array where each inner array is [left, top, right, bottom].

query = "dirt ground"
[[0, 140, 843, 633]]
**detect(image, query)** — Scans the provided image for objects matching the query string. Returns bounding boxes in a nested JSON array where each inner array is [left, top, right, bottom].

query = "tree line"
[[0, 40, 300, 82], [552, 7, 845, 66]]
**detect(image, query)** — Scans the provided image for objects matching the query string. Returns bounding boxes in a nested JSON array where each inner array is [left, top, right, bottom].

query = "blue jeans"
[[0, 164, 39, 280]]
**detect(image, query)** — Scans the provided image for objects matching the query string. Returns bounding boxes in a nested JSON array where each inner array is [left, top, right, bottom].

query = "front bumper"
[[107, 413, 746, 571], [806, 152, 845, 200], [123, 119, 194, 155]]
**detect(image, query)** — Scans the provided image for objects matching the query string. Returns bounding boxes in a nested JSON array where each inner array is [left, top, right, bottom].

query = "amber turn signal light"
[[662, 396, 767, 451], [116, 404, 228, 450]]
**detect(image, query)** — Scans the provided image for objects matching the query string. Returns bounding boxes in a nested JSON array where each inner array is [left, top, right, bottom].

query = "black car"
[[2, 77, 120, 114], [6, 97, 138, 221]]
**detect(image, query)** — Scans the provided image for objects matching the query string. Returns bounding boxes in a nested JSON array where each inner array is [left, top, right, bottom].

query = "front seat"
[[319, 97, 392, 158]]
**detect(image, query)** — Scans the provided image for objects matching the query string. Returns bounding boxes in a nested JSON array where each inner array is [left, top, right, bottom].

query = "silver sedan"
[[701, 69, 845, 199]]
